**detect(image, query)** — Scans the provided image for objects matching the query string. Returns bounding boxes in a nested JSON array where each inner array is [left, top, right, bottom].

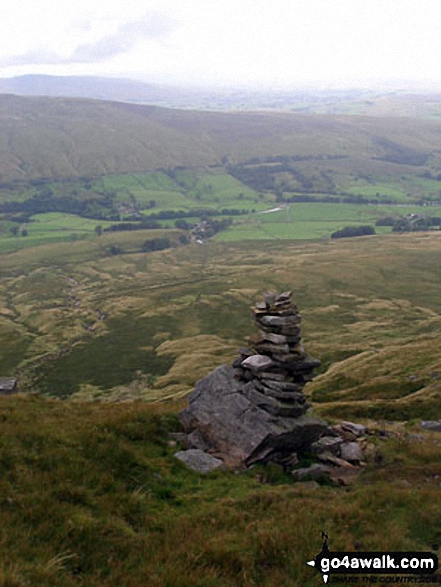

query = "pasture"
[[217, 202, 441, 241]]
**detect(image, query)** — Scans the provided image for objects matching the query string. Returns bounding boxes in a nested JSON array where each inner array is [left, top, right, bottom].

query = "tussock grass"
[[0, 396, 440, 586], [1, 232, 441, 419]]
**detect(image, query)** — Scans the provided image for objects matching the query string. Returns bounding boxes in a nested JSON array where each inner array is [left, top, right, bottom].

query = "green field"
[[217, 203, 441, 241], [0, 213, 112, 253], [88, 170, 268, 213], [2, 194, 440, 254]]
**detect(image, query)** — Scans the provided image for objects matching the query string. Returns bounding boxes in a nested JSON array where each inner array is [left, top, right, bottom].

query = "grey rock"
[[281, 357, 321, 373], [275, 301, 292, 310], [238, 383, 308, 418], [232, 356, 245, 368], [341, 421, 366, 437], [187, 429, 210, 451], [291, 463, 331, 481], [257, 371, 287, 381], [316, 452, 355, 468], [421, 421, 441, 432], [340, 441, 363, 463], [174, 450, 224, 474], [331, 424, 358, 441], [253, 341, 291, 354], [179, 365, 327, 467], [311, 435, 343, 455], [241, 355, 274, 372], [257, 315, 301, 329], [259, 332, 291, 345], [169, 432, 189, 445], [256, 384, 305, 402]]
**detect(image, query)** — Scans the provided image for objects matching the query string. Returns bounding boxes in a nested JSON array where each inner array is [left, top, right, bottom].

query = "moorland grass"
[[1, 231, 440, 417], [0, 396, 440, 586]]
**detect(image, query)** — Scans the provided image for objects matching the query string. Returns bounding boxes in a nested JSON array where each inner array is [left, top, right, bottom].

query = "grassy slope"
[[1, 396, 441, 586], [3, 94, 441, 183], [1, 228, 441, 584], [1, 231, 440, 420], [0, 169, 270, 253]]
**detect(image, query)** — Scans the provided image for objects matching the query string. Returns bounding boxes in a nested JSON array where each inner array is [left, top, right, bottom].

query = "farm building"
[[0, 378, 18, 395]]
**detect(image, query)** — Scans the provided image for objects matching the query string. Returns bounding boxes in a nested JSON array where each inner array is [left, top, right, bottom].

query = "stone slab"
[[241, 355, 274, 372], [179, 365, 327, 467], [175, 450, 224, 474]]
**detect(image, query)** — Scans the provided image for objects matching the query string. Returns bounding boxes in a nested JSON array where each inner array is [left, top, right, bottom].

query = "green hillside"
[[3, 94, 441, 184], [1, 230, 440, 419]]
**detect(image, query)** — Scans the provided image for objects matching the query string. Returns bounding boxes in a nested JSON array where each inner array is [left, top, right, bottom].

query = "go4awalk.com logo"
[[307, 533, 439, 584]]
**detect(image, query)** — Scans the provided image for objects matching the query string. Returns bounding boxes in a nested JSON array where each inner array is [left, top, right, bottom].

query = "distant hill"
[[4, 74, 441, 117], [2, 93, 441, 182], [0, 74, 206, 107]]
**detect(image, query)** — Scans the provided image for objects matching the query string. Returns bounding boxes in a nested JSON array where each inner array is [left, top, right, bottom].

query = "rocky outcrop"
[[179, 364, 326, 467], [179, 292, 327, 468]]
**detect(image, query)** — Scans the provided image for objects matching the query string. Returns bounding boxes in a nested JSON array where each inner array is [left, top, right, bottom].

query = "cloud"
[[0, 49, 66, 68], [0, 11, 176, 67]]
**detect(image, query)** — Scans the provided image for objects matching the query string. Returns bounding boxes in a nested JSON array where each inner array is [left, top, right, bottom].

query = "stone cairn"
[[232, 291, 320, 419], [176, 292, 371, 482], [178, 291, 327, 470]]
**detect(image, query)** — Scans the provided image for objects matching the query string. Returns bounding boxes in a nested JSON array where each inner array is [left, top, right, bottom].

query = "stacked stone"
[[233, 291, 320, 419], [179, 291, 327, 469]]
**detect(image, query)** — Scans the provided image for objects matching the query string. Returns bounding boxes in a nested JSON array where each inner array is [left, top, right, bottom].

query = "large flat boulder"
[[179, 365, 327, 468]]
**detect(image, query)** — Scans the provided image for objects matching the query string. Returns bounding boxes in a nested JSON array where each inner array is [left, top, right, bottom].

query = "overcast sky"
[[2, 0, 441, 89]]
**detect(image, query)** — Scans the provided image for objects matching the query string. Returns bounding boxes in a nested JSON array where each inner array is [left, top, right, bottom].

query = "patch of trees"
[[392, 216, 441, 232], [239, 154, 349, 166], [108, 245, 122, 255], [6, 213, 35, 223], [9, 225, 30, 237], [104, 219, 162, 232], [145, 208, 250, 221], [0, 192, 120, 220], [175, 219, 193, 230], [419, 171, 441, 181], [331, 225, 376, 239], [228, 161, 335, 195], [141, 237, 172, 252], [100, 209, 243, 239]]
